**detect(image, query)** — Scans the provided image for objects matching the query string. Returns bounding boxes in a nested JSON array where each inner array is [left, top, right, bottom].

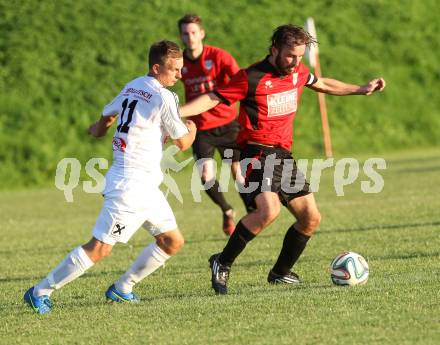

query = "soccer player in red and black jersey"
[[180, 24, 386, 294], [178, 14, 247, 236]]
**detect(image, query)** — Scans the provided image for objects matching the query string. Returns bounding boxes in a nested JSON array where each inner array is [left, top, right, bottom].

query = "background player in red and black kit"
[[178, 14, 247, 236], [181, 24, 386, 294]]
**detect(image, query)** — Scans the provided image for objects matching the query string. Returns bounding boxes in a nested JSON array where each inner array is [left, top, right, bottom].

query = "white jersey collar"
[[145, 74, 164, 89]]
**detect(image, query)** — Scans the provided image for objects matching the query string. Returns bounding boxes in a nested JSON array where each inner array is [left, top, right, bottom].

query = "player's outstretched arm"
[[88, 115, 117, 138], [173, 120, 197, 151], [308, 77, 386, 96], [179, 92, 221, 118]]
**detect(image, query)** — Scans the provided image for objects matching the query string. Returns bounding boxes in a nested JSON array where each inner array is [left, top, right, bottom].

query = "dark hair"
[[269, 24, 317, 54], [148, 40, 182, 68], [177, 14, 203, 33]]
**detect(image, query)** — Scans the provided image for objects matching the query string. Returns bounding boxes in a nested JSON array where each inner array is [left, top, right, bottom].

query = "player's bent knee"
[[171, 234, 184, 252], [156, 230, 184, 256], [101, 244, 113, 257], [265, 201, 281, 222], [82, 238, 113, 262], [309, 211, 321, 229], [256, 206, 280, 227], [200, 176, 216, 189], [300, 211, 321, 236], [264, 208, 280, 224], [200, 165, 215, 182]]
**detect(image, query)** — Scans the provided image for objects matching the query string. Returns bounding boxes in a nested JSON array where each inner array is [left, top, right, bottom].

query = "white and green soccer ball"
[[330, 251, 369, 286]]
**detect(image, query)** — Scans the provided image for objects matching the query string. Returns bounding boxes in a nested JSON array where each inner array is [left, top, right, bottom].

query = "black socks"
[[218, 221, 256, 267], [272, 225, 310, 276], [217, 222, 310, 275], [203, 179, 232, 213]]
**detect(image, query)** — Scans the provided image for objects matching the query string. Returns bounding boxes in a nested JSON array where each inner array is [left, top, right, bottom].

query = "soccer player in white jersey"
[[24, 40, 197, 314]]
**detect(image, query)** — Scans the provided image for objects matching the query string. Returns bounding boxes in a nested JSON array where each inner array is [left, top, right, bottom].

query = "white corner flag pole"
[[305, 17, 333, 158]]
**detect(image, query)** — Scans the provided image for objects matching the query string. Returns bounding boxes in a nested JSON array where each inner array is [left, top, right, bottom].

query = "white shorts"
[[92, 185, 177, 245]]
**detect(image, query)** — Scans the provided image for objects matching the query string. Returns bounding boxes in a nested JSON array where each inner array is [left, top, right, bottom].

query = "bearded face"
[[273, 44, 306, 75]]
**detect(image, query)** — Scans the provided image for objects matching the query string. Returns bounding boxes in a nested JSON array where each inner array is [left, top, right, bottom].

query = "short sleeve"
[[220, 50, 240, 78], [213, 69, 248, 106], [160, 90, 189, 139], [102, 89, 124, 117]]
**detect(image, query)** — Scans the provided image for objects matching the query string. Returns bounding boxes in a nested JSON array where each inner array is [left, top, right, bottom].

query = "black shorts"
[[239, 144, 311, 211], [192, 120, 241, 162]]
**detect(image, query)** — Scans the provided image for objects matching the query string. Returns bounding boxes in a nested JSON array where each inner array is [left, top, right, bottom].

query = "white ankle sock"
[[33, 246, 94, 297], [115, 243, 170, 294]]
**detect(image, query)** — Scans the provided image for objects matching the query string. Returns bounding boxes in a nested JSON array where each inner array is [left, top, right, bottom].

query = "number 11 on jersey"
[[117, 98, 138, 133]]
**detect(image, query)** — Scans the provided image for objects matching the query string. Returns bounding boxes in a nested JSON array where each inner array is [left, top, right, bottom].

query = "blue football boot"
[[24, 287, 53, 314], [105, 284, 140, 303]]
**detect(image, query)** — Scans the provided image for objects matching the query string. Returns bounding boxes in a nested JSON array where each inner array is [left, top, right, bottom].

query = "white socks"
[[33, 246, 94, 297], [115, 243, 170, 294], [32, 243, 170, 297]]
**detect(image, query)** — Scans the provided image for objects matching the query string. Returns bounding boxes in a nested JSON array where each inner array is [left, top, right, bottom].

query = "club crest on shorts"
[[204, 59, 213, 70], [111, 222, 126, 238], [112, 137, 126, 152]]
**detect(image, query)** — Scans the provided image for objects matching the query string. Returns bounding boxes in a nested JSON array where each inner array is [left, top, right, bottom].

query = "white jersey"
[[102, 75, 188, 190]]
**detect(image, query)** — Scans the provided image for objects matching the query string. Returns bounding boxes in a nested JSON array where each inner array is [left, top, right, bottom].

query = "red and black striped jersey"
[[181, 45, 239, 130], [214, 56, 317, 151]]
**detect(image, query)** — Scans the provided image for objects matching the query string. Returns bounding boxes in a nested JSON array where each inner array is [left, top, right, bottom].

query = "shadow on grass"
[[386, 155, 440, 165], [4, 274, 358, 315], [370, 251, 440, 261], [181, 220, 440, 245], [317, 220, 440, 235], [138, 283, 336, 302], [236, 221, 440, 244], [0, 236, 228, 256], [392, 165, 440, 174], [0, 246, 74, 256], [17, 218, 437, 254], [0, 269, 126, 284]]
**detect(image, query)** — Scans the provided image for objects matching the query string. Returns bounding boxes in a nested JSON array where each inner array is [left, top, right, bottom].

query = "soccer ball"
[[330, 251, 369, 286]]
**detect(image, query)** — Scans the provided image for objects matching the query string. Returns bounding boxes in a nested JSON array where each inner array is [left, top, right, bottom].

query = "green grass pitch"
[[1, 149, 439, 344]]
